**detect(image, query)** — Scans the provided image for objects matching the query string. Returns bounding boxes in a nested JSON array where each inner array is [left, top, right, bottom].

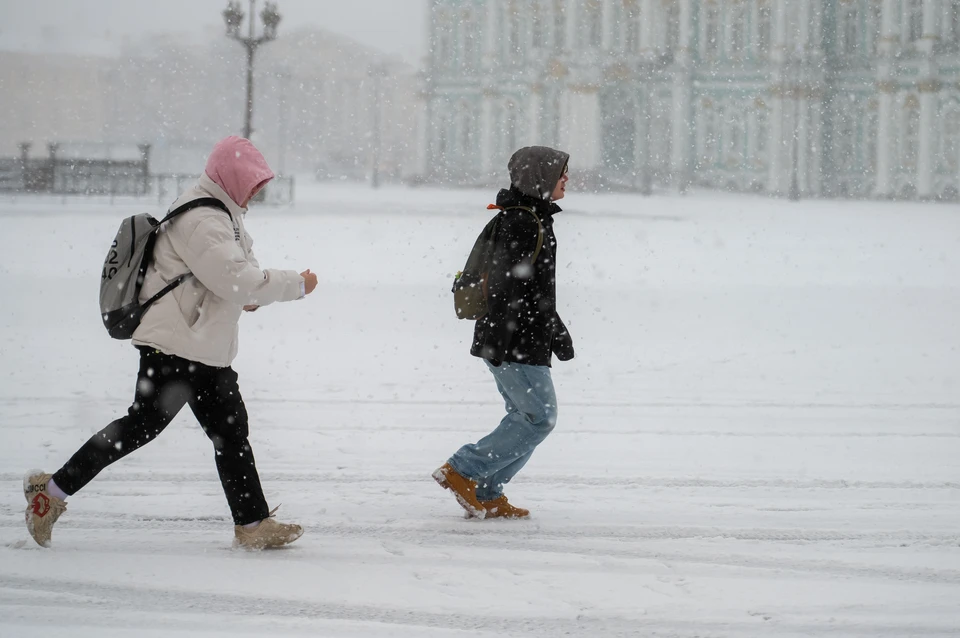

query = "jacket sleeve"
[[244, 230, 261, 270], [479, 215, 541, 361], [175, 215, 303, 307], [551, 313, 575, 361]]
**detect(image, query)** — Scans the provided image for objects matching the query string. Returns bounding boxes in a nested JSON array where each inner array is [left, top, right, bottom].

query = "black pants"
[[53, 347, 270, 525]]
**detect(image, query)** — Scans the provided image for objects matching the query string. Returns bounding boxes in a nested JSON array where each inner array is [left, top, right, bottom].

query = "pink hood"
[[204, 136, 275, 207]]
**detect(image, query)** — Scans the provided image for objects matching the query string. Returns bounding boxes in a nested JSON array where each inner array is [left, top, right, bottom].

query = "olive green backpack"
[[452, 204, 544, 320]]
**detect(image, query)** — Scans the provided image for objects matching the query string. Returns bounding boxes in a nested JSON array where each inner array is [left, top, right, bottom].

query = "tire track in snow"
[[5, 395, 960, 410], [2, 471, 958, 491], [3, 511, 958, 584], [1, 574, 957, 638]]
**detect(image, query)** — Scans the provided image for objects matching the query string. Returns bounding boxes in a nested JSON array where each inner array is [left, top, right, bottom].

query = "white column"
[[796, 97, 808, 193], [601, 0, 616, 51], [917, 0, 941, 197], [918, 86, 936, 197], [560, 86, 602, 169], [483, 0, 499, 70], [768, 89, 788, 194], [634, 92, 646, 171], [810, 0, 825, 51], [566, 0, 579, 51], [671, 73, 692, 189], [635, 91, 652, 193], [528, 88, 543, 145], [677, 0, 693, 65], [768, 1, 787, 193], [639, 0, 656, 57], [920, 0, 940, 54], [874, 0, 899, 196], [879, 0, 900, 56], [480, 95, 495, 173], [874, 87, 895, 196], [808, 92, 824, 195], [797, 0, 811, 53], [416, 95, 431, 177]]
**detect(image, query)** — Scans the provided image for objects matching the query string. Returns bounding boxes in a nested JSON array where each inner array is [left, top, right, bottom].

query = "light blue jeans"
[[449, 361, 558, 501]]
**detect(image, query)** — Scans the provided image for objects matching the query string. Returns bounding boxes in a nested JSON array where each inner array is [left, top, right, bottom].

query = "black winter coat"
[[470, 187, 575, 367]]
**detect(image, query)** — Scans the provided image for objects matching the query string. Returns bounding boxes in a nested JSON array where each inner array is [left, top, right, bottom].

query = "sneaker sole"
[[432, 468, 486, 519], [234, 528, 304, 551]]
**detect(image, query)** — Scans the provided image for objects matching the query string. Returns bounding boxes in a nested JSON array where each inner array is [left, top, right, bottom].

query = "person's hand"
[[243, 305, 259, 312], [300, 269, 318, 295], [552, 330, 575, 362]]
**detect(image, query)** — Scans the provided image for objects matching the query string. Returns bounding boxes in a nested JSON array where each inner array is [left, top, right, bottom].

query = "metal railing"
[[0, 160, 295, 206]]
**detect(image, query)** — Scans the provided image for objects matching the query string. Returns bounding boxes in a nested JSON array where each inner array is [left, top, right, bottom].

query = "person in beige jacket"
[[24, 136, 316, 550]]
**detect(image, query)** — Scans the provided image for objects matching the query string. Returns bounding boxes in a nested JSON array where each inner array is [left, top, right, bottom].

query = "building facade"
[[420, 0, 960, 199], [1, 29, 419, 182]]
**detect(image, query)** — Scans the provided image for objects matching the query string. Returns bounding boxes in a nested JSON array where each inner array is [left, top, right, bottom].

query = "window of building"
[[461, 9, 477, 71], [585, 0, 603, 48], [946, 0, 960, 47], [623, 0, 640, 53], [906, 0, 924, 44], [435, 9, 452, 70], [757, 0, 772, 57], [602, 91, 637, 172], [864, 98, 879, 172], [456, 101, 473, 166], [838, 2, 861, 57], [729, 1, 747, 59], [833, 101, 858, 170], [703, 1, 721, 60], [503, 101, 521, 157], [507, 1, 522, 56], [754, 99, 769, 167], [531, 1, 545, 49], [941, 103, 960, 173], [554, 0, 566, 51], [665, 0, 680, 54], [699, 99, 719, 167], [867, 0, 882, 56], [724, 104, 746, 168]]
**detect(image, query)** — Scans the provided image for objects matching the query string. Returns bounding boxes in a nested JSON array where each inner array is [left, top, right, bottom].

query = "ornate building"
[[419, 0, 960, 199]]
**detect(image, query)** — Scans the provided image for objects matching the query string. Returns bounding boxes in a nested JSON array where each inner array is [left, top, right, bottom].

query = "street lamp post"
[[369, 62, 389, 189], [788, 50, 802, 201], [223, 0, 282, 140]]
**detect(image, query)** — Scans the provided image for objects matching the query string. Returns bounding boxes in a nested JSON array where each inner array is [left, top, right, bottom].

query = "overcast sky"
[[0, 0, 428, 65]]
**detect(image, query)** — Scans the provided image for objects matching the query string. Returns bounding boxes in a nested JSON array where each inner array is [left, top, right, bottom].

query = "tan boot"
[[23, 471, 67, 548], [479, 495, 529, 519], [234, 506, 303, 550], [432, 463, 486, 519]]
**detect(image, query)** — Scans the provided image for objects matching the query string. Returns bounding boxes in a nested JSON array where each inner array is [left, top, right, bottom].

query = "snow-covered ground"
[[1, 184, 958, 637]]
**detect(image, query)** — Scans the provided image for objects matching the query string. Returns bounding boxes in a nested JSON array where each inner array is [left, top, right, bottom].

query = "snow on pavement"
[[0, 185, 958, 636]]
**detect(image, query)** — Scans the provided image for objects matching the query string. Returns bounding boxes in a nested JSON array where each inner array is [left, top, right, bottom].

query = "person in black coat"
[[434, 146, 575, 519]]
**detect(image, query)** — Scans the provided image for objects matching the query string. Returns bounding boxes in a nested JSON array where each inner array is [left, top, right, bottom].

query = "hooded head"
[[507, 146, 570, 201], [204, 136, 275, 208]]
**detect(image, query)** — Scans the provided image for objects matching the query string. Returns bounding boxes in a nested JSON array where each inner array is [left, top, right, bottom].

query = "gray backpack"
[[100, 197, 230, 339]]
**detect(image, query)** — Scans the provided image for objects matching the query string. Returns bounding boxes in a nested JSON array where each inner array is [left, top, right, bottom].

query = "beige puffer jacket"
[[131, 174, 303, 367]]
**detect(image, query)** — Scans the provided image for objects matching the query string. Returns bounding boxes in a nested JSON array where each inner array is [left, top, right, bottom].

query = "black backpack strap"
[[502, 205, 544, 264], [141, 274, 190, 312], [143, 198, 231, 303], [159, 197, 231, 226]]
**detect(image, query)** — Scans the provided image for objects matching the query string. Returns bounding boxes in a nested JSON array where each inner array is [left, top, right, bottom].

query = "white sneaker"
[[233, 506, 303, 550], [24, 470, 67, 548]]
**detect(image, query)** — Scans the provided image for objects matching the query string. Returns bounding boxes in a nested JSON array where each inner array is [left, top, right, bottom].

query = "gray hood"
[[508, 146, 570, 201]]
